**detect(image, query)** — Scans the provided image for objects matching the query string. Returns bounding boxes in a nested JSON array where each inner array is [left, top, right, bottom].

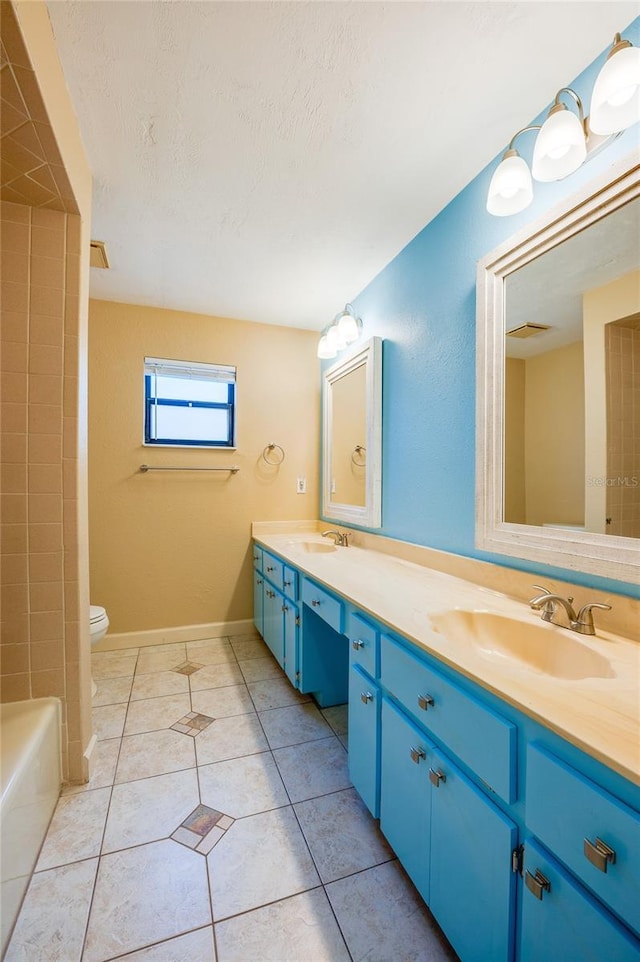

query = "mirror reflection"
[[330, 364, 366, 507], [322, 336, 382, 529], [504, 196, 640, 538]]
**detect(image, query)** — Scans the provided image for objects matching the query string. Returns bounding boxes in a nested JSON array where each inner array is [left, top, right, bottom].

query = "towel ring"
[[351, 445, 366, 466], [263, 442, 285, 465]]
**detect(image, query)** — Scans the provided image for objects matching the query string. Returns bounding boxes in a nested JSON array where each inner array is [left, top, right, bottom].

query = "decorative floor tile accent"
[[172, 661, 203, 676], [171, 711, 215, 736], [171, 803, 234, 855]]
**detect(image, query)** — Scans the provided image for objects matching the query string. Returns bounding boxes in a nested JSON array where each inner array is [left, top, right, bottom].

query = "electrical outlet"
[[296, 476, 307, 494]]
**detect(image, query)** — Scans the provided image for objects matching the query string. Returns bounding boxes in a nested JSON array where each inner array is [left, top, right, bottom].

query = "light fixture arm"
[[553, 86, 585, 129], [506, 125, 541, 153]]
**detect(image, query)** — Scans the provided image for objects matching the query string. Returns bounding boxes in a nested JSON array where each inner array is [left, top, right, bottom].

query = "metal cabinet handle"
[[584, 838, 616, 873], [410, 746, 426, 764], [266, 566, 275, 572], [525, 869, 551, 900], [352, 639, 365, 650], [284, 580, 291, 587], [311, 599, 321, 607], [256, 578, 262, 585], [360, 691, 373, 704], [429, 768, 446, 787], [282, 605, 289, 613], [418, 694, 434, 711], [253, 555, 259, 562]]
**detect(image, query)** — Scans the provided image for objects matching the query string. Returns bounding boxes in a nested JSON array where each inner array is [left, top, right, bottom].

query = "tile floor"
[[6, 632, 458, 962]]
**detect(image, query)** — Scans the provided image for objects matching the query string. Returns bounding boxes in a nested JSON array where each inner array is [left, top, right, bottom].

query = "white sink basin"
[[430, 610, 615, 680], [298, 540, 337, 554]]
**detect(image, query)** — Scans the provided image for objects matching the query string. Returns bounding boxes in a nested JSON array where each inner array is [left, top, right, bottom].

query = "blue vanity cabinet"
[[429, 744, 517, 962], [262, 584, 285, 666], [347, 611, 381, 816], [299, 576, 349, 707], [380, 695, 517, 962], [282, 598, 299, 689], [254, 546, 299, 681], [380, 697, 433, 903], [253, 567, 264, 636], [520, 838, 640, 962], [348, 665, 380, 817]]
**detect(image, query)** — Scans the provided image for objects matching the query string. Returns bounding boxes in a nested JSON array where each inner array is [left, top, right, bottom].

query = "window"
[[144, 357, 236, 447]]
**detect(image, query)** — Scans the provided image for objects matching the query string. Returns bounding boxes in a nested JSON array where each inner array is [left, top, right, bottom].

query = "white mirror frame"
[[476, 153, 640, 583], [323, 336, 383, 529]]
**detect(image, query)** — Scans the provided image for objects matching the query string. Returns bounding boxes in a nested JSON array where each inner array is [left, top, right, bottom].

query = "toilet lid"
[[90, 605, 107, 623]]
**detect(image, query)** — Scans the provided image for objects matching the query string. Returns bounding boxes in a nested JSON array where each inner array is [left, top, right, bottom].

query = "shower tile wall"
[[0, 198, 83, 779], [606, 320, 640, 538]]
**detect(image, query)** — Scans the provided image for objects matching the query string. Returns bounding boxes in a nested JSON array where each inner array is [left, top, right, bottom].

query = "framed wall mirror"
[[476, 155, 639, 582], [322, 336, 382, 529]]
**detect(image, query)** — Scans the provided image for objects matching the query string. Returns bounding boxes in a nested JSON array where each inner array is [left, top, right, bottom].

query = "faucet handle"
[[530, 585, 556, 622], [575, 602, 612, 636]]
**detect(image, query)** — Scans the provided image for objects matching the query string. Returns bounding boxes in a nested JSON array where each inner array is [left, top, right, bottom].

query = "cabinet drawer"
[[380, 634, 516, 804], [526, 743, 640, 933], [521, 837, 640, 962], [262, 551, 284, 590], [282, 565, 298, 602], [302, 578, 344, 634], [348, 612, 379, 678], [252, 545, 263, 570]]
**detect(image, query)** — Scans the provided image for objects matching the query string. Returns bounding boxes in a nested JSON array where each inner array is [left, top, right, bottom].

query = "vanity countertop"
[[253, 526, 640, 785]]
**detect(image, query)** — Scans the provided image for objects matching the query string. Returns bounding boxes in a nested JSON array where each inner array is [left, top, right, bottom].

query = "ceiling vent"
[[89, 240, 110, 269], [506, 322, 550, 338]]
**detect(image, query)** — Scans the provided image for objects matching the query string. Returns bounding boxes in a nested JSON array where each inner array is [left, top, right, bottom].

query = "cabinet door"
[[263, 587, 284, 667], [380, 698, 432, 903], [253, 571, 264, 637], [348, 666, 380, 817], [283, 601, 299, 689], [521, 838, 640, 962], [429, 747, 517, 962]]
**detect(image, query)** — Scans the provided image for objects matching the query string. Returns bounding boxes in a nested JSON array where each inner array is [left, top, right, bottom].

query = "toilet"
[[89, 605, 109, 696]]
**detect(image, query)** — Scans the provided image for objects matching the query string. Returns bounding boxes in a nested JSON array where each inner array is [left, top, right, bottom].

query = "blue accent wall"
[[331, 20, 640, 599]]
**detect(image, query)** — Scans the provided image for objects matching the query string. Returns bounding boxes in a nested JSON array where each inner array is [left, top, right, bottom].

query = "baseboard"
[[93, 618, 256, 652]]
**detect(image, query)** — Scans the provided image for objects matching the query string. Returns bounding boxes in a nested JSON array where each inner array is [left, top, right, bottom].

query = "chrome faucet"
[[322, 529, 349, 547], [529, 586, 611, 636]]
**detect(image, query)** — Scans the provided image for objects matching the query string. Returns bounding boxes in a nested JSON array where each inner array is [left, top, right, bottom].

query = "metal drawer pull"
[[410, 746, 426, 764], [360, 691, 373, 704], [352, 639, 365, 650], [584, 838, 616, 873], [284, 580, 292, 587], [256, 578, 262, 585], [266, 566, 275, 572], [282, 605, 289, 613], [418, 694, 434, 711], [311, 599, 321, 607], [429, 768, 446, 787], [525, 869, 551, 900]]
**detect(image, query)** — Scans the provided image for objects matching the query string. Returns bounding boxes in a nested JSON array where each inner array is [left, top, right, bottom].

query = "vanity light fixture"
[[487, 31, 640, 216], [317, 304, 363, 359]]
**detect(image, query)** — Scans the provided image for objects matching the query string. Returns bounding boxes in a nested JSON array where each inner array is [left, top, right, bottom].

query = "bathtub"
[[1, 698, 62, 956]]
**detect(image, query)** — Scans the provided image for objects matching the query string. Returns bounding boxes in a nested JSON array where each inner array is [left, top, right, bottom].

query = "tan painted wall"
[[504, 357, 525, 524], [1, 1, 92, 782], [88, 300, 320, 634], [524, 340, 585, 527]]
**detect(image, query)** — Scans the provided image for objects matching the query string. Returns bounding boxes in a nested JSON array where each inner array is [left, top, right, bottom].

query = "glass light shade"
[[486, 152, 533, 216], [317, 334, 336, 359], [337, 310, 360, 344], [327, 323, 347, 351], [590, 43, 640, 135], [532, 107, 586, 181]]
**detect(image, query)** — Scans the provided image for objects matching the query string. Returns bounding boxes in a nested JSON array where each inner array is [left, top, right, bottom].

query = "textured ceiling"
[[46, 1, 637, 330]]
